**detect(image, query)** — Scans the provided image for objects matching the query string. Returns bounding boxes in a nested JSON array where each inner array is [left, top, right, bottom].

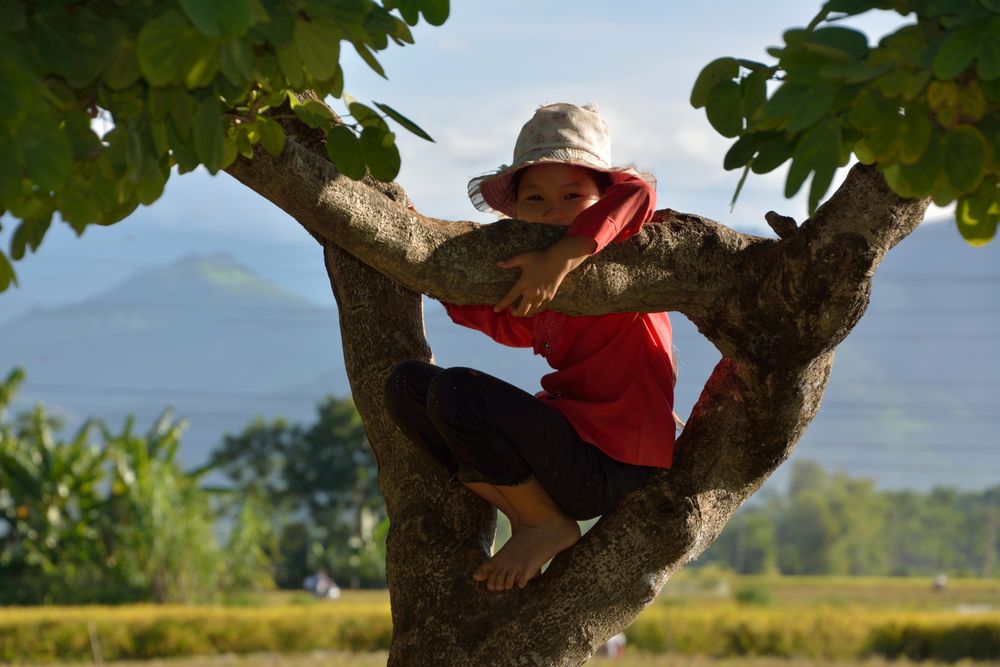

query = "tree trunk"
[[226, 118, 929, 665]]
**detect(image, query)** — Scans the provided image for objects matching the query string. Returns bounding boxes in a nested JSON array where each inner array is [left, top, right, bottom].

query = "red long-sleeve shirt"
[[443, 175, 676, 468]]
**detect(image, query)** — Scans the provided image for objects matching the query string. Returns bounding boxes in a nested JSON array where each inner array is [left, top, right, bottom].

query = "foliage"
[[700, 460, 1000, 577], [0, 0, 447, 291], [1, 594, 998, 662], [210, 395, 387, 588], [692, 0, 1000, 244], [0, 367, 273, 603]]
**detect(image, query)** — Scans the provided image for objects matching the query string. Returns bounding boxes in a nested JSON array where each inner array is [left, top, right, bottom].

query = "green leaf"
[[933, 27, 982, 79], [104, 38, 142, 90], [751, 136, 794, 173], [16, 114, 72, 191], [353, 42, 386, 79], [11, 218, 51, 260], [0, 249, 17, 291], [849, 89, 899, 132], [977, 34, 1000, 80], [897, 111, 933, 164], [0, 0, 25, 31], [955, 191, 998, 245], [179, 0, 222, 36], [182, 34, 220, 89], [729, 164, 751, 211], [942, 125, 988, 192], [218, 0, 256, 38], [346, 98, 388, 131], [823, 0, 872, 16], [360, 126, 400, 181], [373, 102, 433, 141], [64, 112, 103, 162], [419, 0, 450, 26], [785, 121, 840, 200], [387, 0, 421, 26], [220, 40, 255, 85], [137, 10, 191, 86], [295, 19, 341, 81], [325, 125, 365, 179], [0, 127, 21, 204], [256, 0, 295, 45], [740, 70, 768, 123], [291, 99, 336, 131], [705, 80, 743, 138], [193, 98, 224, 173], [691, 57, 739, 109], [276, 44, 305, 89], [724, 131, 779, 170], [800, 27, 869, 60], [899, 134, 944, 192], [763, 83, 834, 132], [256, 116, 285, 156]]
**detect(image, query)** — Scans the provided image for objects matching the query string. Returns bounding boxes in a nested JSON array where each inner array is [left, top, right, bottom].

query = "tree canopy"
[[0, 0, 443, 290]]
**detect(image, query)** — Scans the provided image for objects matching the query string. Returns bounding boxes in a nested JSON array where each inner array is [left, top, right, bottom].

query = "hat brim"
[[468, 159, 656, 219]]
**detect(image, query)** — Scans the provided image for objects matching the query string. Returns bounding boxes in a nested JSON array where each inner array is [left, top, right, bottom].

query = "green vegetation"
[[208, 397, 387, 589], [693, 0, 1000, 244], [700, 460, 1000, 577], [1, 584, 997, 663], [0, 0, 446, 291], [0, 368, 274, 605]]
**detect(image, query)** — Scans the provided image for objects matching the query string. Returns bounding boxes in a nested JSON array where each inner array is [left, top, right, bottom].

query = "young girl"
[[383, 103, 676, 592]]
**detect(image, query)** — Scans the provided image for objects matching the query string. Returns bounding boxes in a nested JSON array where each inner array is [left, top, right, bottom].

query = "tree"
[[2, 0, 997, 663], [210, 396, 386, 588]]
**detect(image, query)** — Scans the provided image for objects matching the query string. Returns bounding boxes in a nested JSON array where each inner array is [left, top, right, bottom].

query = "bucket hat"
[[467, 102, 655, 218]]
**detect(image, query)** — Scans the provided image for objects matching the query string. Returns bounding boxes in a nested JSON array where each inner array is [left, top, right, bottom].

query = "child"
[[383, 103, 676, 592]]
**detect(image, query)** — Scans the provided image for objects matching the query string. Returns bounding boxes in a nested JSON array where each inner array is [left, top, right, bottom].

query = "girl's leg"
[[425, 367, 635, 590], [384, 360, 521, 530]]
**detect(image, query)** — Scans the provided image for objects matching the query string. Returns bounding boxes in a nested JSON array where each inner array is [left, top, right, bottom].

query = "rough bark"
[[226, 120, 930, 665]]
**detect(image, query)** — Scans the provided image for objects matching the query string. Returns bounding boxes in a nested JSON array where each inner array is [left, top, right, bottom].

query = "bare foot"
[[473, 516, 580, 591]]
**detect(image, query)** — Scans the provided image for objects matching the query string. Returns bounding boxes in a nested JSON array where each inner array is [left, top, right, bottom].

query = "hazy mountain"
[[1, 221, 997, 491]]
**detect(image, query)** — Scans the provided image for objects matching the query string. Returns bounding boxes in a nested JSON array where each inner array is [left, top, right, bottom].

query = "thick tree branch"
[[225, 124, 931, 665]]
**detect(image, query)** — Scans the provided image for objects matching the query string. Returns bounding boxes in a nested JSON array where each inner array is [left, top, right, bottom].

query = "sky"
[[0, 0, 955, 321]]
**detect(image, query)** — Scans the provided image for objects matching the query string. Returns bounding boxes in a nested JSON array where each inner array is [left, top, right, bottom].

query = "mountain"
[[1, 253, 346, 471], [2, 223, 997, 492]]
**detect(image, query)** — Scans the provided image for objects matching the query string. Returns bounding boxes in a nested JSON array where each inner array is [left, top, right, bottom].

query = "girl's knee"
[[384, 359, 437, 418], [426, 367, 482, 423]]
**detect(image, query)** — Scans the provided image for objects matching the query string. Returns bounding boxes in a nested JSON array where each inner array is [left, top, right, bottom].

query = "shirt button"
[[543, 342, 551, 350], [554, 391, 563, 398]]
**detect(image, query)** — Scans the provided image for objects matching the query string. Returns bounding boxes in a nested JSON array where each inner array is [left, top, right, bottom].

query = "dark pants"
[[382, 360, 655, 521]]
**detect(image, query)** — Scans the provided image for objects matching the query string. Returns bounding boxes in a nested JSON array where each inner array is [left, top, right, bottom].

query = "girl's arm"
[[494, 175, 656, 316], [442, 302, 535, 347]]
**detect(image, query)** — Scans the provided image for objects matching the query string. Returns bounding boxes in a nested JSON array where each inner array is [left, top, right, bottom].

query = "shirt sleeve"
[[563, 173, 656, 254], [442, 302, 535, 348]]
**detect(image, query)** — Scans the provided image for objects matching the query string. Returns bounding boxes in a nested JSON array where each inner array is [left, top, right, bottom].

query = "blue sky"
[[1, 1, 951, 318]]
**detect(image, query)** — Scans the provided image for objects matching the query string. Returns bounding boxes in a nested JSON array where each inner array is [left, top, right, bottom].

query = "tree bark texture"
[[226, 118, 930, 665]]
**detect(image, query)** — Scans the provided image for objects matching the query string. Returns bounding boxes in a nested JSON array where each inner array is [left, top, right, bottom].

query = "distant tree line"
[[3, 363, 996, 604], [700, 460, 1000, 577], [0, 367, 382, 603]]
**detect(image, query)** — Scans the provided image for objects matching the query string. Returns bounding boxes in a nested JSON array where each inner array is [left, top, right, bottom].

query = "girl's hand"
[[494, 236, 596, 317]]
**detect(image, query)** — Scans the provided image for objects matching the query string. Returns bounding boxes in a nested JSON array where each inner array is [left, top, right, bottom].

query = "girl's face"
[[514, 163, 602, 225]]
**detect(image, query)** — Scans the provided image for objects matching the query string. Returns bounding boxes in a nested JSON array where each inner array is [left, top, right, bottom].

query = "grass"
[[19, 650, 995, 667]]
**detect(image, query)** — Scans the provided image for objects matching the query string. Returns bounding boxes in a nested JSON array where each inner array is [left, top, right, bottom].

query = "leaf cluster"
[[0, 367, 273, 604], [0, 0, 446, 291], [693, 0, 1000, 245]]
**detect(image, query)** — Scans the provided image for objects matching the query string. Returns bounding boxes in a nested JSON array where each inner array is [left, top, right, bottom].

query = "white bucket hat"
[[467, 102, 655, 219]]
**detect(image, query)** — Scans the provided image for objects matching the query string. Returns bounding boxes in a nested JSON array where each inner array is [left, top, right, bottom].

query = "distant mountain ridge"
[[2, 223, 998, 492]]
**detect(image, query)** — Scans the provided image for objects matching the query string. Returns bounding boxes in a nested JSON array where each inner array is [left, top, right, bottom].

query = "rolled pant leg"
[[383, 359, 459, 476], [385, 361, 656, 521], [425, 367, 655, 520]]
